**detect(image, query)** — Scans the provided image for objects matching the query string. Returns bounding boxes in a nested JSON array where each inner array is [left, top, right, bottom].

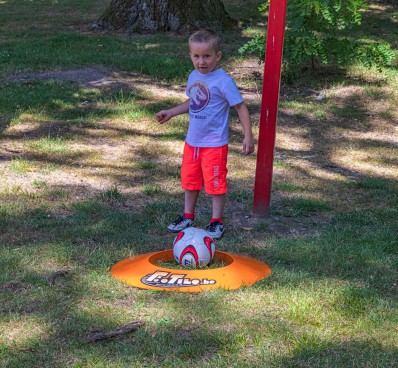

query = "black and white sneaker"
[[206, 221, 225, 239], [167, 215, 195, 233]]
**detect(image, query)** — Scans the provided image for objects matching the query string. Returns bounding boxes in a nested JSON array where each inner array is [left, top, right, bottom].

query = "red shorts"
[[181, 143, 228, 195]]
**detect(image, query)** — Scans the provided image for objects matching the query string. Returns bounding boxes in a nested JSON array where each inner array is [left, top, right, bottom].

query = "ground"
[[2, 62, 397, 240]]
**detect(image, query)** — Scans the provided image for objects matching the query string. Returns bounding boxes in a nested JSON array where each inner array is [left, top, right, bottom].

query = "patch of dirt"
[[9, 67, 187, 100], [9, 67, 112, 85]]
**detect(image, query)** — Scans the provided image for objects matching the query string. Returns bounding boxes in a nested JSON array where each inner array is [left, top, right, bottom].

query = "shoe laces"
[[207, 221, 222, 232], [172, 215, 186, 225]]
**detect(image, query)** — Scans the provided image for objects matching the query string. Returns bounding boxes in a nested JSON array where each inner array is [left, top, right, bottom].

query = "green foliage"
[[240, 0, 396, 71]]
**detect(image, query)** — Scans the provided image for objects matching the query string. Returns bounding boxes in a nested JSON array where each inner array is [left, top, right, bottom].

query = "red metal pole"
[[252, 0, 287, 216]]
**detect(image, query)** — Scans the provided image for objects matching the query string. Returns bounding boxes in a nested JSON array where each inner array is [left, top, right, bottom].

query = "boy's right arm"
[[156, 99, 190, 124]]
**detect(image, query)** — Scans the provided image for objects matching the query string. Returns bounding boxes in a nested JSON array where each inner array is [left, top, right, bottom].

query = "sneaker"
[[206, 221, 225, 239], [167, 215, 195, 233]]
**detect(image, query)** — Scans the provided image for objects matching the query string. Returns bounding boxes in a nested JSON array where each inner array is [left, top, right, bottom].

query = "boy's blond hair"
[[188, 29, 221, 52]]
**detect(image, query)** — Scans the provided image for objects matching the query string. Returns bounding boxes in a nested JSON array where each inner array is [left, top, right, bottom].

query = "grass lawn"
[[0, 0, 397, 367]]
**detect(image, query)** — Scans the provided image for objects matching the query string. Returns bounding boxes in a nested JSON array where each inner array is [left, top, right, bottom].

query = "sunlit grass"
[[9, 159, 30, 174], [142, 183, 162, 196], [97, 186, 123, 202], [273, 182, 306, 193], [28, 137, 71, 154]]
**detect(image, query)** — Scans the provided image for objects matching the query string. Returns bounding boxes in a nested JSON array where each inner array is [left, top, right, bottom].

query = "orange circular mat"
[[111, 250, 271, 292]]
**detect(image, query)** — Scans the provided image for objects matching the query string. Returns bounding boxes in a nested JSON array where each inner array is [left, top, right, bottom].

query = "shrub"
[[240, 0, 396, 72]]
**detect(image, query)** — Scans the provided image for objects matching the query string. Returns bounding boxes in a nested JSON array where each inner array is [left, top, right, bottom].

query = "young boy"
[[156, 29, 254, 239]]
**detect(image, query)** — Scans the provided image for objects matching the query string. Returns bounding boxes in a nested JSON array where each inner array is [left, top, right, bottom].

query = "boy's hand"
[[242, 136, 255, 155], [156, 110, 173, 124], [234, 102, 254, 155], [156, 99, 190, 124]]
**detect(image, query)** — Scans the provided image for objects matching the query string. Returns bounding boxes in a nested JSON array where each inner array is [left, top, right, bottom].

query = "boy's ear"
[[217, 51, 222, 61]]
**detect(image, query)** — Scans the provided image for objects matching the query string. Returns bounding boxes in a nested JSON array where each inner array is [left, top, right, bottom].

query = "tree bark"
[[95, 0, 237, 34]]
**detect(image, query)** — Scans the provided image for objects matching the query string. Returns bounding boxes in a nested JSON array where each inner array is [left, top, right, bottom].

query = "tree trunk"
[[94, 0, 237, 34]]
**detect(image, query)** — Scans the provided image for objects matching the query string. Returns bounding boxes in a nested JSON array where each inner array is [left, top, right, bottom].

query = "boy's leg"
[[211, 194, 226, 219], [167, 191, 196, 232], [167, 190, 198, 233], [201, 145, 228, 239], [185, 189, 200, 215], [167, 143, 202, 233], [205, 194, 225, 239]]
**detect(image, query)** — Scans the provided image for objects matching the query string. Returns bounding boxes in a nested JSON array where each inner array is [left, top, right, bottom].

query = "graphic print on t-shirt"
[[189, 81, 210, 113]]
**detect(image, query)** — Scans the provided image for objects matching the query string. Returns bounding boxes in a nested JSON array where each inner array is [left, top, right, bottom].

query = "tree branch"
[[86, 320, 146, 342]]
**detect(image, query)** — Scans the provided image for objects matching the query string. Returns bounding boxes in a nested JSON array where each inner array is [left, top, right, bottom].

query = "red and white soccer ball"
[[172, 227, 215, 268]]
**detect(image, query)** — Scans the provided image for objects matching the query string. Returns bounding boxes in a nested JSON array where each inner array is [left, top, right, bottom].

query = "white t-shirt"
[[185, 68, 243, 147]]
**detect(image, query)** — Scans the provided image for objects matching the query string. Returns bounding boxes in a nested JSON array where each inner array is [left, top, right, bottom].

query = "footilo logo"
[[141, 270, 217, 288]]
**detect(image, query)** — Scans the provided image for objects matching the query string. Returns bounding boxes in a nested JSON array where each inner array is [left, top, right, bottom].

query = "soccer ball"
[[172, 227, 215, 268]]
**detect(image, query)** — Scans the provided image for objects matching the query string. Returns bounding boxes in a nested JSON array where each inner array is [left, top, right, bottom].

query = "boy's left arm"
[[234, 102, 255, 155]]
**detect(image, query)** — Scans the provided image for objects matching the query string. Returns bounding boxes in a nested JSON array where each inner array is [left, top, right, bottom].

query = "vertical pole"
[[252, 0, 287, 216]]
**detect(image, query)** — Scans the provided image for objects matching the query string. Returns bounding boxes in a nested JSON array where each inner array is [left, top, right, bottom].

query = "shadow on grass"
[[276, 339, 398, 368]]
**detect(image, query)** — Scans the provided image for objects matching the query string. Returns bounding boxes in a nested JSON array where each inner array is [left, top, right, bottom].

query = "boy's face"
[[189, 41, 222, 74]]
